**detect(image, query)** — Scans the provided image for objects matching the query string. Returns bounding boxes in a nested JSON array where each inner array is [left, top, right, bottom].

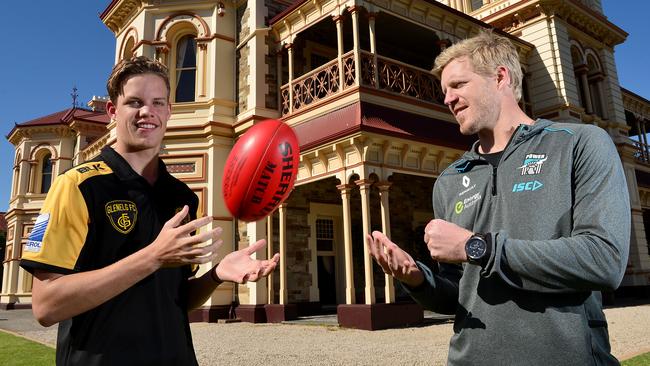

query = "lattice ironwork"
[[281, 58, 341, 115], [376, 56, 444, 105], [280, 87, 290, 115], [360, 52, 376, 87], [280, 50, 446, 116], [632, 139, 650, 164], [342, 51, 356, 89]]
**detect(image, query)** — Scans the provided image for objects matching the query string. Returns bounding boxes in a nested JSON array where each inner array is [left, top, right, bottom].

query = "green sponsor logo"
[[454, 201, 464, 214]]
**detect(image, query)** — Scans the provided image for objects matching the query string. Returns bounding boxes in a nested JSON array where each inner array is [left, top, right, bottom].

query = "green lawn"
[[0, 330, 54, 366], [0, 328, 648, 365], [622, 352, 650, 366]]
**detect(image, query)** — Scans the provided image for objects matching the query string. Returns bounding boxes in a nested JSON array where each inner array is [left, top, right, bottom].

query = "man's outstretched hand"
[[215, 239, 279, 284], [366, 231, 424, 288]]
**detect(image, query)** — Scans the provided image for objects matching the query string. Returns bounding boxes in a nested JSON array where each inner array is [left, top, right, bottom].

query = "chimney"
[[87, 95, 109, 112]]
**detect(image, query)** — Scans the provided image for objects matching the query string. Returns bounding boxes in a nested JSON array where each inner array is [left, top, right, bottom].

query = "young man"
[[20, 56, 279, 365], [367, 31, 630, 365]]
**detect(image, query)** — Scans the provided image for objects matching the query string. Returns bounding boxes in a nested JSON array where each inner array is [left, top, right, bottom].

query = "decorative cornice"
[[102, 0, 143, 34], [481, 0, 627, 47], [622, 88, 650, 121], [7, 125, 75, 146]]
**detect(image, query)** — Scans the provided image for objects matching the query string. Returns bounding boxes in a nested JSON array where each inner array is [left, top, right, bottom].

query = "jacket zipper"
[[489, 125, 525, 196]]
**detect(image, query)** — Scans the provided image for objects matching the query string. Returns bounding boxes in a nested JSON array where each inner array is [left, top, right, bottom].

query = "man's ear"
[[495, 66, 511, 90], [106, 100, 116, 120]]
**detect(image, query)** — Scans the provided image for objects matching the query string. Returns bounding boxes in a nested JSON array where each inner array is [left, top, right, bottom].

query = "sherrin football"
[[222, 119, 300, 222]]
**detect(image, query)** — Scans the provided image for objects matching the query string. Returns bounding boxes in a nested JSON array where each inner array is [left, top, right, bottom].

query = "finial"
[[71, 86, 79, 108]]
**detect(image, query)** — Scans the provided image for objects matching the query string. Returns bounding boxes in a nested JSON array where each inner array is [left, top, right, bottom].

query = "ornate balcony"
[[631, 138, 650, 164], [280, 51, 445, 117]]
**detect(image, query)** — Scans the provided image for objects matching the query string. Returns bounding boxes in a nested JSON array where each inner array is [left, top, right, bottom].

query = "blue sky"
[[0, 0, 647, 212]]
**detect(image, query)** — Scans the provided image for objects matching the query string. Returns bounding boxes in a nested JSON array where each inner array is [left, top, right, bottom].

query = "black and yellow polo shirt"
[[21, 146, 200, 366]]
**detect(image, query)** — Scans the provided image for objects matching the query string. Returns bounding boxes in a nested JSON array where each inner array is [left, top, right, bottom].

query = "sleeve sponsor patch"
[[25, 213, 50, 253]]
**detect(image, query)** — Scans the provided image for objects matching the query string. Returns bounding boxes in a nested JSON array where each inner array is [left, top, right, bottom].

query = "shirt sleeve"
[[483, 126, 630, 293], [20, 173, 90, 275], [401, 179, 463, 314]]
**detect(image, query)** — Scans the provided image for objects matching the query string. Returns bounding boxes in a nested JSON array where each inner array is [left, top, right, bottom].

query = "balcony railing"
[[631, 138, 650, 164], [280, 50, 444, 116]]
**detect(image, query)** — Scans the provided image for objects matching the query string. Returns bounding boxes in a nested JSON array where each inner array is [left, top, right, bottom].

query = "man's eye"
[[128, 101, 142, 107], [154, 101, 166, 107]]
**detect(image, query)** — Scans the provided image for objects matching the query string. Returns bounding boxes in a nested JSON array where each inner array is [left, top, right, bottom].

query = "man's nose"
[[444, 91, 457, 107], [138, 104, 154, 117]]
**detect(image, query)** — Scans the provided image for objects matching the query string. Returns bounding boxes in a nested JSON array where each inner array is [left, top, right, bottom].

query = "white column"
[[577, 66, 593, 114], [337, 184, 356, 304], [356, 179, 375, 304], [267, 212, 275, 304], [334, 15, 345, 90], [0, 225, 20, 304], [278, 203, 288, 305], [287, 44, 294, 114], [243, 220, 268, 304], [197, 43, 208, 98], [350, 7, 361, 86], [27, 161, 37, 194], [376, 181, 395, 303], [368, 13, 379, 88], [276, 51, 283, 113], [636, 117, 650, 161]]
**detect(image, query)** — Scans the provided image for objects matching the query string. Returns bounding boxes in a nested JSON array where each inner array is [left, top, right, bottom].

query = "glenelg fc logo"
[[105, 200, 138, 234]]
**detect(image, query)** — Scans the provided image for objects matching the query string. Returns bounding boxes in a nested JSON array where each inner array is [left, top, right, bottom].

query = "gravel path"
[[3, 304, 650, 365], [191, 321, 452, 366]]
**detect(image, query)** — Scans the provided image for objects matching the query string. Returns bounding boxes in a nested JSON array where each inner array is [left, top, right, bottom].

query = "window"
[[520, 72, 533, 117], [11, 154, 20, 197], [316, 218, 334, 251], [643, 209, 650, 255], [175, 35, 197, 102], [122, 37, 135, 60], [470, 0, 486, 11], [40, 153, 52, 194]]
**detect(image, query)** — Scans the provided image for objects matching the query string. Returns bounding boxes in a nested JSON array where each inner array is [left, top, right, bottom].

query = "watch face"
[[466, 237, 486, 260]]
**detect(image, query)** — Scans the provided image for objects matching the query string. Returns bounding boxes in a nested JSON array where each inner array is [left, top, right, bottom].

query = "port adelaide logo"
[[518, 153, 547, 176], [105, 200, 138, 234]]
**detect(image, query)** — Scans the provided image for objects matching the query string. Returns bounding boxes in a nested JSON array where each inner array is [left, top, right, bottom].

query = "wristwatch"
[[465, 233, 490, 266]]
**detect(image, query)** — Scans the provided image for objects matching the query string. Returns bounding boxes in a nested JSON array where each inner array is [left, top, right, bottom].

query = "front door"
[[316, 218, 337, 305]]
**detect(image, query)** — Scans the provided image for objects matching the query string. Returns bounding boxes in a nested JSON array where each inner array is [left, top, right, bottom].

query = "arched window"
[[11, 153, 21, 197], [175, 34, 197, 102], [123, 37, 135, 60], [587, 55, 605, 118], [571, 46, 590, 112], [40, 153, 52, 194]]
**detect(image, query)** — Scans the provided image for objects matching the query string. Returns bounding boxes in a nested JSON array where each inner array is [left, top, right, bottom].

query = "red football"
[[222, 119, 300, 222]]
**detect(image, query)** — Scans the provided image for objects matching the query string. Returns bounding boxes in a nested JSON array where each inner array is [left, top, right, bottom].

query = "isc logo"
[[512, 180, 543, 192]]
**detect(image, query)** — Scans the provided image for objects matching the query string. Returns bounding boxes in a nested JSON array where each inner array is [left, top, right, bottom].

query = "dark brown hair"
[[106, 56, 170, 104]]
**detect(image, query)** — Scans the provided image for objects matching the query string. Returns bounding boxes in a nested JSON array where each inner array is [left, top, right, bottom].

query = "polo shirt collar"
[[100, 146, 169, 184]]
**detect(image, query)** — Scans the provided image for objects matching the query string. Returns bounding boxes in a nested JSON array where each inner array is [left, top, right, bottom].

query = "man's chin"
[[458, 124, 476, 136]]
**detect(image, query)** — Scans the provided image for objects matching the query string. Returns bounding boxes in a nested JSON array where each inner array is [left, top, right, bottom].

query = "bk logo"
[[105, 200, 138, 234]]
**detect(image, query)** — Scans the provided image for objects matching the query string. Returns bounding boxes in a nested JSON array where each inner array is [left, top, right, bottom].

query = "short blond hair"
[[433, 30, 523, 101]]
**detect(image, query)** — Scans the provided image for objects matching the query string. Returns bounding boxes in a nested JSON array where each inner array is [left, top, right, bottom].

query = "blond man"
[[367, 31, 629, 365]]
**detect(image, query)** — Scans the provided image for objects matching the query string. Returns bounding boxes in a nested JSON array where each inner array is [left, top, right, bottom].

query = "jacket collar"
[[462, 119, 552, 161]]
